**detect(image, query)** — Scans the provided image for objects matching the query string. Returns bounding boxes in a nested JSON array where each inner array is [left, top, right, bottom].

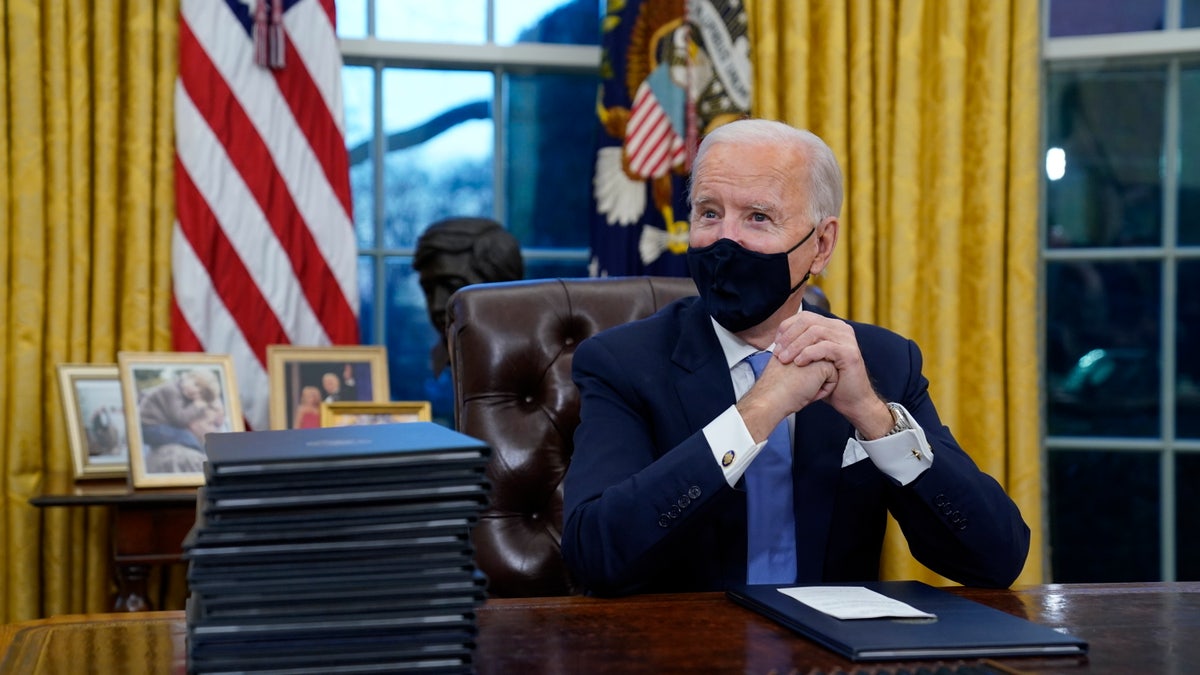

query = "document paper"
[[778, 586, 937, 620]]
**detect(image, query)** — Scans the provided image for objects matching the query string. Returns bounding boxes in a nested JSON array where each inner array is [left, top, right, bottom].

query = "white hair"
[[691, 119, 844, 226]]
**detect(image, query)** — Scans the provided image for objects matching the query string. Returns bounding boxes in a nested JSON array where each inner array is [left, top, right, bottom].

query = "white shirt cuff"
[[703, 405, 766, 487], [849, 404, 934, 485]]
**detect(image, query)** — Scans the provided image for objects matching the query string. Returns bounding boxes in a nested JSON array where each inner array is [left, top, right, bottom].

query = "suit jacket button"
[[658, 516, 671, 528], [688, 486, 702, 499], [677, 496, 691, 508], [667, 506, 681, 518]]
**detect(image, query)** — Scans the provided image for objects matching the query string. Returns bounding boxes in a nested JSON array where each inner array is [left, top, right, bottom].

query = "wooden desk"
[[1, 583, 1197, 673], [30, 473, 197, 612]]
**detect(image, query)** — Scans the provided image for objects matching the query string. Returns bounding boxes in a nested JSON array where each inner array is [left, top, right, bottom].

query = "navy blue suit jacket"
[[561, 297, 1030, 596]]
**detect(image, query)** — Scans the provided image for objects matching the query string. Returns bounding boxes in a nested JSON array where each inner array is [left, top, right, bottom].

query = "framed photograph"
[[118, 352, 243, 488], [56, 364, 130, 480], [266, 345, 390, 430], [320, 401, 432, 428]]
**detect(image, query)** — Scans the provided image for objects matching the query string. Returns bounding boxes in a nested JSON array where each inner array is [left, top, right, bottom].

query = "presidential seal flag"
[[173, 0, 359, 432], [590, 0, 752, 278]]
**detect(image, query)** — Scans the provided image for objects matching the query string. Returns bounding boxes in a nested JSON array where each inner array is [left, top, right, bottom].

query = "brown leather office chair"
[[445, 276, 698, 596]]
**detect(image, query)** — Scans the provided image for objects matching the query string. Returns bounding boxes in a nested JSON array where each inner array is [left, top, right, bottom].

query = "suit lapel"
[[671, 301, 735, 431]]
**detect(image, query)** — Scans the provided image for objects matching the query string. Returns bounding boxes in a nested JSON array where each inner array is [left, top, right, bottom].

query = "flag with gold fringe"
[[589, 0, 752, 277], [173, 0, 359, 432]]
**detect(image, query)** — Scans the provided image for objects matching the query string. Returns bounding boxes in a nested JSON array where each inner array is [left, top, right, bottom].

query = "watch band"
[[884, 402, 911, 437]]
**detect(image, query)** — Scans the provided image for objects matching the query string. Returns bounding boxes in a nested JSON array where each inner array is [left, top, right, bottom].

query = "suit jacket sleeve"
[[562, 328, 736, 596], [861, 326, 1031, 587]]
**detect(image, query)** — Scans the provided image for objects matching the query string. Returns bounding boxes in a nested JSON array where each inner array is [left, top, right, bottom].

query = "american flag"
[[626, 81, 687, 180], [173, 0, 359, 431]]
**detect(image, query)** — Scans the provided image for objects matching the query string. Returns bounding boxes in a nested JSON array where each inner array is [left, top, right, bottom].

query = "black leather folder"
[[727, 581, 1088, 661], [203, 421, 488, 477]]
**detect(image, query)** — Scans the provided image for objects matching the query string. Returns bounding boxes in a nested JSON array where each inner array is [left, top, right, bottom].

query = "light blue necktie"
[[745, 351, 798, 584]]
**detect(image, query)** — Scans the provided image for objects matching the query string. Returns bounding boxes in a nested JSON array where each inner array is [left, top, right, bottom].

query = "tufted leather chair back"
[[445, 276, 698, 597]]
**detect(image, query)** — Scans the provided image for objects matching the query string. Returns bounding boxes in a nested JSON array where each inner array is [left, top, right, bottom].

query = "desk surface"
[[1, 583, 1197, 674]]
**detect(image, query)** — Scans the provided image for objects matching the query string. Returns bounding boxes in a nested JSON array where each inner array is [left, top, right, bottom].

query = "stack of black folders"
[[182, 422, 490, 675]]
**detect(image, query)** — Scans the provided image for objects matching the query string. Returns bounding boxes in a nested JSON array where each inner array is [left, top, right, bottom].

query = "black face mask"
[[686, 227, 816, 333]]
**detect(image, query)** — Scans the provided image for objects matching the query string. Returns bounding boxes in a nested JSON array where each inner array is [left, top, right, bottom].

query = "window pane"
[[524, 257, 589, 280], [336, 0, 367, 39], [377, 1, 486, 43], [1046, 260, 1161, 437], [1049, 450, 1160, 582], [1178, 453, 1200, 580], [381, 69, 494, 250], [1048, 0, 1165, 37], [1180, 261, 1200, 438], [344, 66, 375, 248], [504, 72, 598, 248], [382, 258, 455, 427], [1181, 64, 1200, 246], [496, 0, 601, 45], [1187, 0, 1200, 28], [1046, 67, 1165, 248]]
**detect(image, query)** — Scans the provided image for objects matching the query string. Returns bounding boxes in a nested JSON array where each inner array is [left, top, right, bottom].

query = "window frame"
[[340, 32, 600, 355]]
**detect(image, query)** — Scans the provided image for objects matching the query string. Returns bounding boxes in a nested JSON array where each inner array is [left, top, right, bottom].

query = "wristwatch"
[[884, 402, 911, 437]]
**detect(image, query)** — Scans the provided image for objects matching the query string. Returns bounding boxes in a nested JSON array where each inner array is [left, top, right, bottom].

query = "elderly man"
[[562, 119, 1029, 596]]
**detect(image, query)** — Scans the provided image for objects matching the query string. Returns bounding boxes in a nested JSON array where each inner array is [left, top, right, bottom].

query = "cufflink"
[[721, 450, 735, 467]]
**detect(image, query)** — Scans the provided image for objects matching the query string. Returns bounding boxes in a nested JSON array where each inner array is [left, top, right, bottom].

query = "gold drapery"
[[749, 0, 1043, 585], [0, 0, 177, 623]]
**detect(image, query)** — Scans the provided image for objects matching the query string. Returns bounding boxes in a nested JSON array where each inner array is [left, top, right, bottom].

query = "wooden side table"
[[30, 473, 197, 612]]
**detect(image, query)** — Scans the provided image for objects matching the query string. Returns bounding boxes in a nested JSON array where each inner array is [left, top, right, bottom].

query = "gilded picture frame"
[[118, 352, 243, 488], [266, 345, 390, 430], [319, 401, 433, 428], [56, 364, 130, 480]]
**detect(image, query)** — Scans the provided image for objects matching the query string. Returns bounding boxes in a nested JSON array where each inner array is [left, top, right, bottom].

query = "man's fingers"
[[775, 314, 855, 364], [757, 358, 839, 413], [790, 341, 841, 367]]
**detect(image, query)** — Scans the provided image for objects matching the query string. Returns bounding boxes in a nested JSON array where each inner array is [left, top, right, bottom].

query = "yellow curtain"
[[749, 0, 1043, 586], [0, 0, 177, 623]]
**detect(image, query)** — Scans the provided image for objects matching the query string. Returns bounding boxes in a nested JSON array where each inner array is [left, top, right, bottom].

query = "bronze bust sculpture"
[[414, 217, 524, 375]]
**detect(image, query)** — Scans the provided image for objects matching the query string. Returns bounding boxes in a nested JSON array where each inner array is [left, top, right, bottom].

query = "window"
[[1043, 0, 1200, 581], [338, 1, 602, 424]]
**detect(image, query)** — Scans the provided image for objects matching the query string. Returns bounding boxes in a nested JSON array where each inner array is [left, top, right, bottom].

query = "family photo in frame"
[[118, 352, 243, 488], [56, 364, 129, 480], [266, 345, 390, 430]]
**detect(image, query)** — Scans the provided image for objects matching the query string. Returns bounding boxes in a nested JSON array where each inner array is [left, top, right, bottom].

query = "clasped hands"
[[737, 310, 893, 443]]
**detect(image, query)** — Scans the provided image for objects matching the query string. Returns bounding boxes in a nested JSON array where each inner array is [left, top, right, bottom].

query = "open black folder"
[[727, 581, 1088, 662]]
